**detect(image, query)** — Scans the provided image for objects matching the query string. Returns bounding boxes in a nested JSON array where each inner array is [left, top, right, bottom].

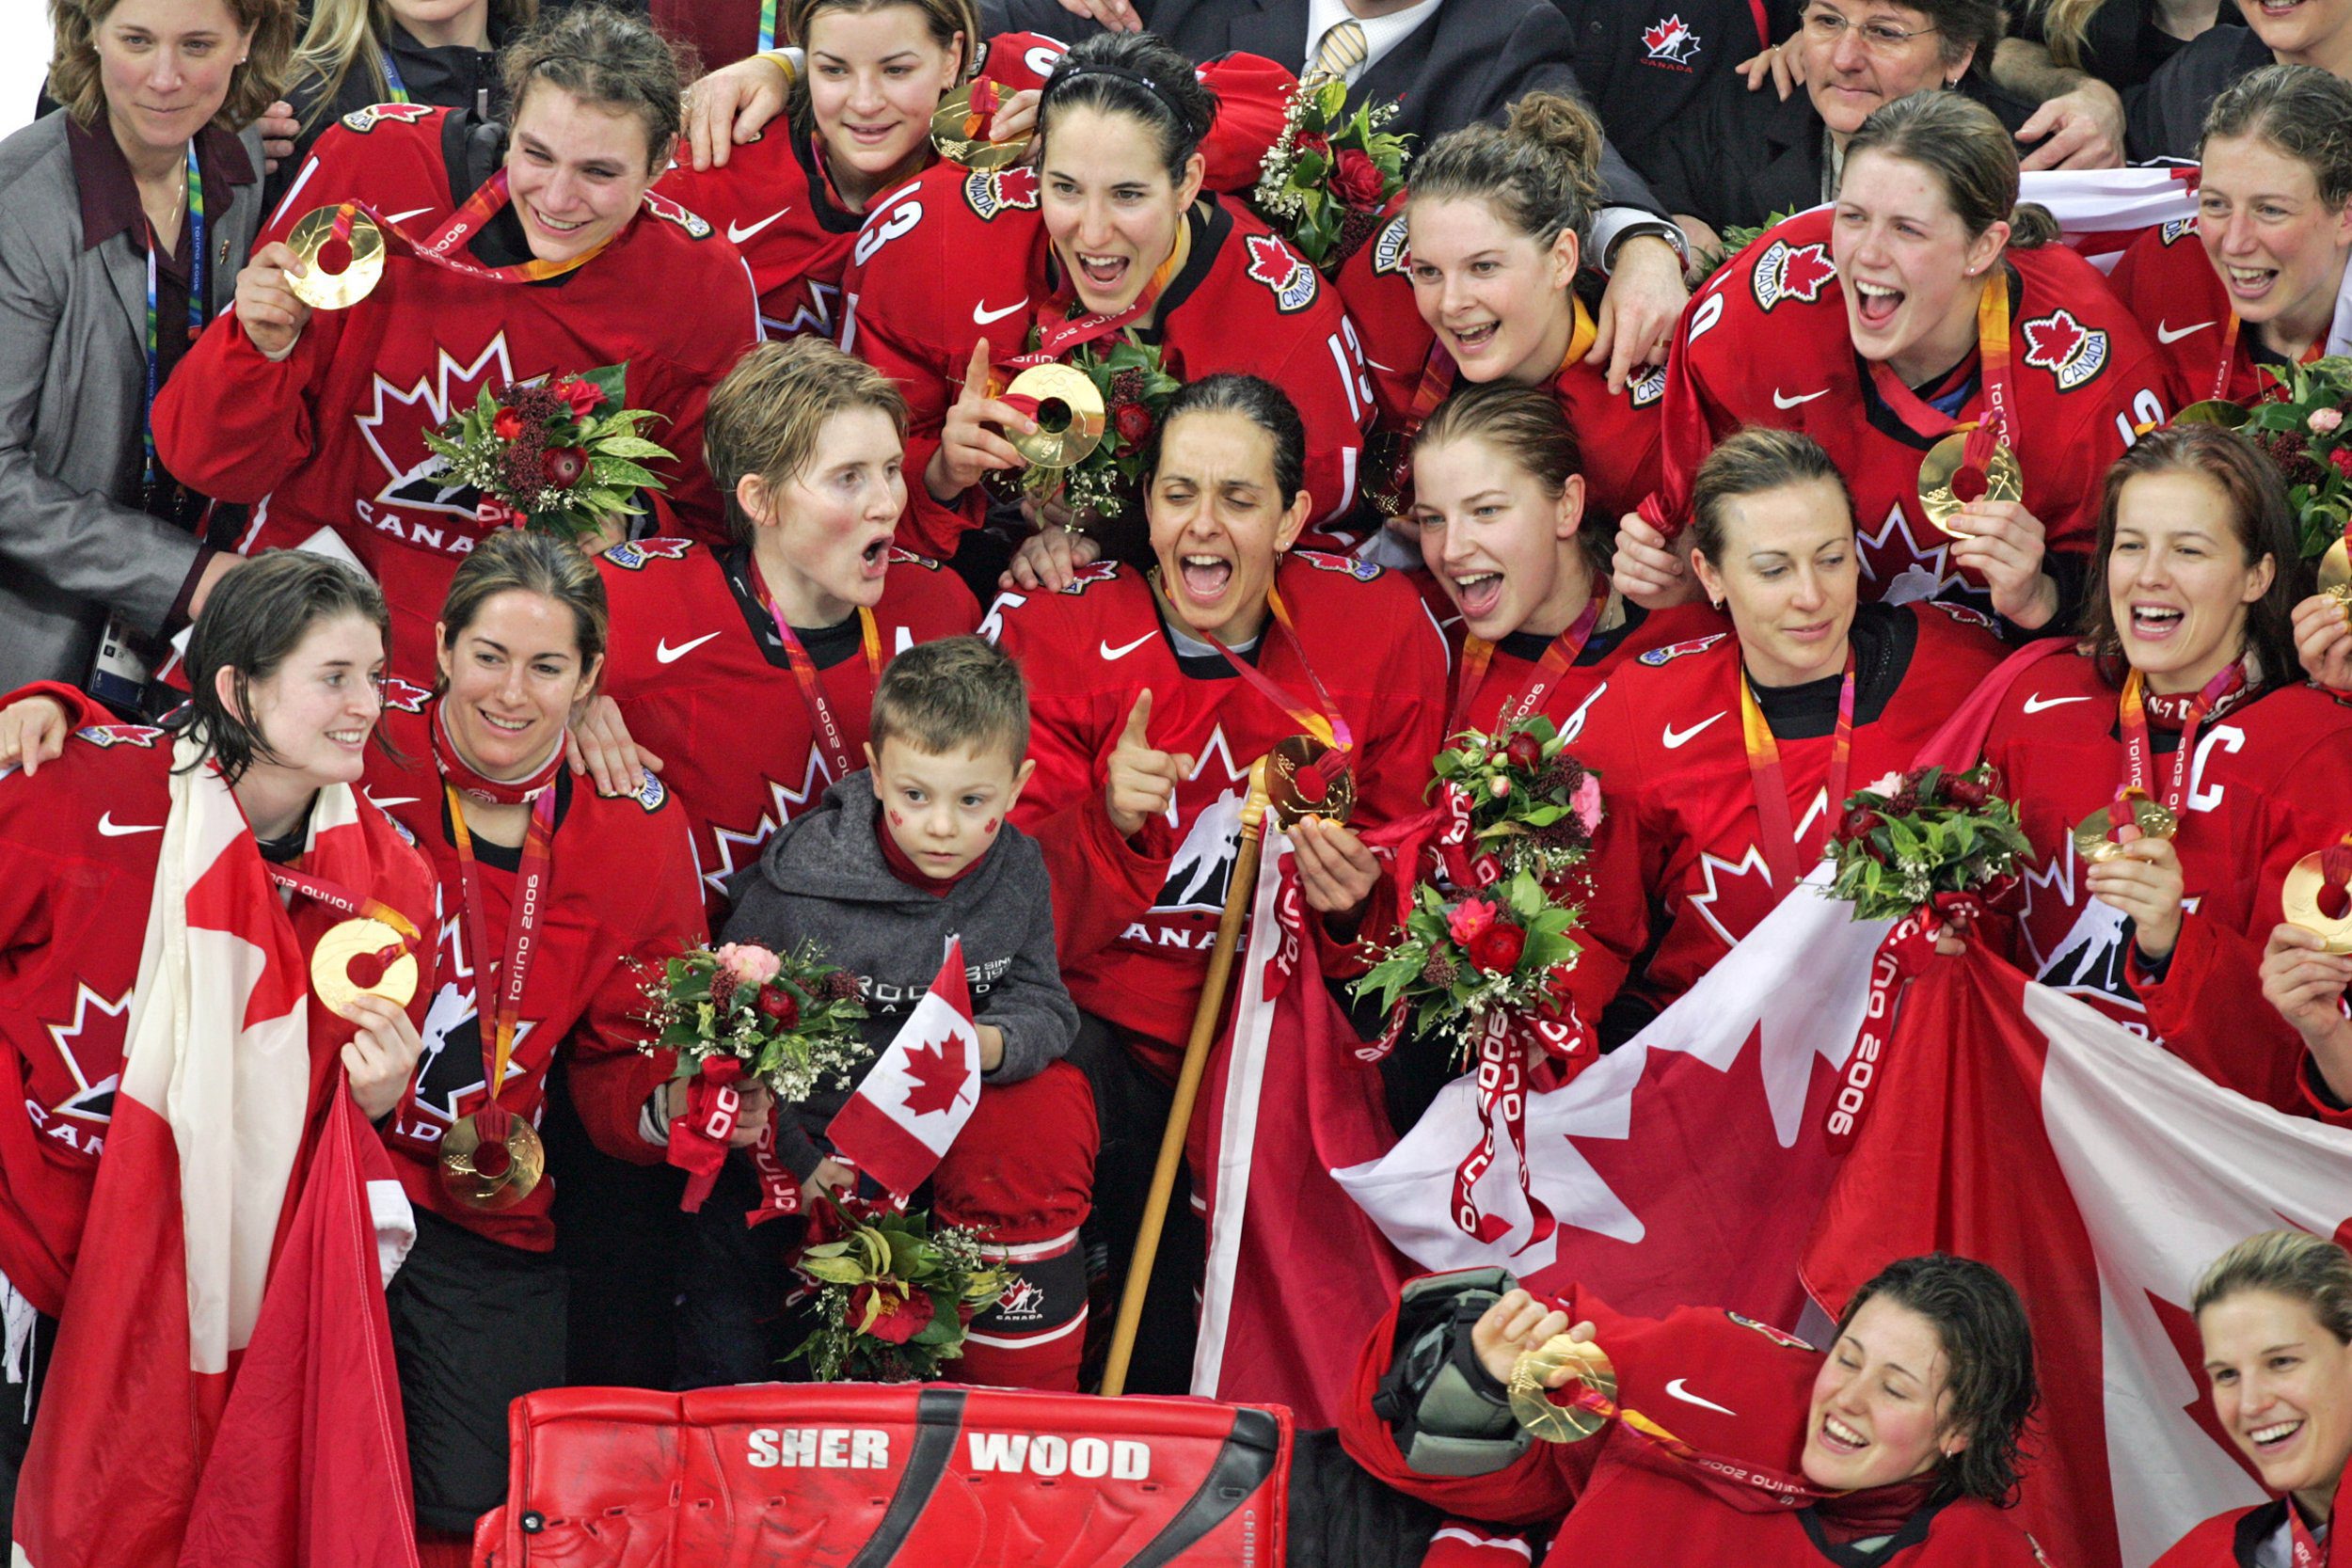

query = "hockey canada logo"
[[1629, 363, 1668, 408], [1296, 548, 1382, 581], [1370, 214, 1410, 277], [601, 536, 694, 570], [1643, 14, 1702, 65], [1243, 232, 1318, 314], [963, 165, 1040, 221], [342, 102, 434, 134], [1751, 240, 1834, 312], [72, 723, 164, 749], [2159, 215, 2198, 245], [2021, 309, 2109, 391], [380, 676, 433, 714], [993, 1275, 1047, 1324], [639, 189, 712, 239], [1637, 631, 1729, 666]]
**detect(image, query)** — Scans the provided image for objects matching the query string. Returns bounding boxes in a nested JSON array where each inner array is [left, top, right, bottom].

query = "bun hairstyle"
[[1407, 91, 1606, 259], [2201, 64, 2352, 209], [784, 0, 980, 135], [1038, 31, 1218, 186], [501, 3, 693, 174], [1840, 92, 2058, 250]]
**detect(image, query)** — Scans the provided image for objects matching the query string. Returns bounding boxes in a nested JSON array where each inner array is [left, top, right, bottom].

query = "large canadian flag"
[[827, 941, 984, 1200]]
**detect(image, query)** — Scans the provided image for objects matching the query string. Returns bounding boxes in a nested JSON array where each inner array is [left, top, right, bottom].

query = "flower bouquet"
[[1354, 871, 1586, 1060], [1010, 330, 1182, 521], [1429, 716, 1605, 887], [788, 1201, 1009, 1383], [1252, 74, 1411, 272], [422, 361, 675, 545], [2237, 356, 2352, 564], [1826, 764, 2029, 924], [640, 940, 868, 1102]]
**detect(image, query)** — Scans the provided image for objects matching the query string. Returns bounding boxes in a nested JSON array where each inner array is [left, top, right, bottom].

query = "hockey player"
[[1616, 91, 2167, 633]]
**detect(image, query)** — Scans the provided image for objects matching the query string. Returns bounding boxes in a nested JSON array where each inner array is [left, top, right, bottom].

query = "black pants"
[[673, 1158, 816, 1390], [543, 1061, 687, 1390], [0, 1307, 57, 1543]]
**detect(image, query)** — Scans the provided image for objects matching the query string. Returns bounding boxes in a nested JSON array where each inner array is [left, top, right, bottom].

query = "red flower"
[[555, 376, 604, 419], [2332, 448, 2352, 481], [1331, 148, 1386, 208], [543, 446, 589, 488], [850, 1282, 935, 1344], [1842, 807, 1883, 842], [1466, 922, 1526, 974], [492, 406, 524, 442], [1503, 731, 1544, 771], [1113, 402, 1155, 446], [1295, 131, 1331, 162], [755, 985, 801, 1027], [1943, 775, 1989, 810]]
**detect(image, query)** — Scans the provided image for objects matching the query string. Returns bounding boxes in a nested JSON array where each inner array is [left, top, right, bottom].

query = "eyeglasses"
[[1802, 8, 1943, 49]]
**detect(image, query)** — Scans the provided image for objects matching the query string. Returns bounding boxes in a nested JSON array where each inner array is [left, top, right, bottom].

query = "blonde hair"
[[704, 337, 910, 544], [48, 0, 297, 132], [289, 0, 539, 135], [1406, 91, 1605, 259], [2194, 1230, 2352, 1344], [869, 635, 1030, 765]]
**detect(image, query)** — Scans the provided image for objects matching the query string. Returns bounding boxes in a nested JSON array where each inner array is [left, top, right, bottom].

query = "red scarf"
[[430, 697, 564, 805], [1813, 1475, 1940, 1545], [874, 809, 985, 897]]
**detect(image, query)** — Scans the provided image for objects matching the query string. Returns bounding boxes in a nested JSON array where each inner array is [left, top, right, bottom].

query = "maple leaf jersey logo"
[[1642, 13, 1702, 64], [1295, 548, 1382, 581], [342, 102, 434, 134], [380, 676, 433, 714], [1244, 231, 1318, 314], [2020, 309, 2110, 391], [1370, 213, 1410, 277], [963, 165, 1040, 221], [900, 1033, 974, 1119], [41, 984, 132, 1135], [72, 723, 164, 749], [1637, 631, 1729, 666], [639, 188, 713, 239], [1750, 240, 1835, 313], [602, 536, 695, 571], [1628, 362, 1668, 408]]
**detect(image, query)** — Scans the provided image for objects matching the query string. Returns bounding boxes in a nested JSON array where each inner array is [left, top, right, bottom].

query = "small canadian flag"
[[826, 940, 983, 1198]]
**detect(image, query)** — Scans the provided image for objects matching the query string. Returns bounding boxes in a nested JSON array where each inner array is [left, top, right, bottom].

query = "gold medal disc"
[[438, 1113, 546, 1211], [930, 86, 1030, 170], [310, 917, 419, 1014], [1006, 362, 1105, 469], [2283, 852, 2352, 955], [283, 204, 387, 311], [1265, 735, 1356, 830], [2319, 540, 2352, 607], [1508, 1334, 1617, 1444], [2172, 399, 2250, 430], [2071, 798, 2179, 864], [1918, 433, 2024, 537]]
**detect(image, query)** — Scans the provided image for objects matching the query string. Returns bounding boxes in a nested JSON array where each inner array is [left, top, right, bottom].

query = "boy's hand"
[[977, 1022, 1006, 1072]]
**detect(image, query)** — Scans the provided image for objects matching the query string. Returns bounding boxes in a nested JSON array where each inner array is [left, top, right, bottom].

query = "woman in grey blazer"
[[0, 0, 294, 708]]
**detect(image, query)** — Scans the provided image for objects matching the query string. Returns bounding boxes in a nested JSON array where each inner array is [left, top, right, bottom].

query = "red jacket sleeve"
[[153, 309, 339, 506], [1194, 54, 1301, 195], [1635, 279, 1736, 536]]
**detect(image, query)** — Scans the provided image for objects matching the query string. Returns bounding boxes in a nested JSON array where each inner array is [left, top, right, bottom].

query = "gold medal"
[[1006, 362, 1105, 469], [2071, 797, 2178, 864], [437, 1112, 546, 1211], [1508, 1334, 1616, 1444], [2172, 399, 2249, 430], [310, 917, 419, 1014], [930, 84, 1030, 170], [2318, 540, 2352, 608], [283, 203, 387, 310], [1265, 735, 1356, 830], [1917, 432, 2023, 537], [2284, 853, 2352, 955]]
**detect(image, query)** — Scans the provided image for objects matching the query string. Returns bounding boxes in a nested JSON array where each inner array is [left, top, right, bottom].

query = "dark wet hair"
[[1037, 30, 1216, 186], [181, 552, 391, 784], [1146, 373, 1308, 506], [1689, 427, 1854, 566], [501, 2, 692, 174]]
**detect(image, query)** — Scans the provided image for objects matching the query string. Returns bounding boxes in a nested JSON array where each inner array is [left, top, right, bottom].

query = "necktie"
[[1307, 16, 1368, 84]]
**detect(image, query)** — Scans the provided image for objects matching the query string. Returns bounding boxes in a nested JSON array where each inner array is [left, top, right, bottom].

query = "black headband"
[[1040, 60, 1197, 135]]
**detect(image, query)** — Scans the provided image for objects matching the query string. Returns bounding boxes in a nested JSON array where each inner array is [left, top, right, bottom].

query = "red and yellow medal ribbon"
[[754, 568, 882, 783], [1200, 579, 1355, 753], [1738, 653, 1855, 891], [1450, 581, 1610, 737], [442, 784, 558, 1133]]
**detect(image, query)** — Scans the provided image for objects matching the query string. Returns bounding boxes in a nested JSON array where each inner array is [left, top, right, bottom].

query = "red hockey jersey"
[[154, 105, 760, 681], [1573, 602, 2007, 1015], [2106, 216, 2279, 410], [1335, 198, 1668, 527], [1341, 1278, 2056, 1567], [362, 698, 706, 1249], [2150, 1468, 2348, 1568], [1643, 209, 2169, 613], [0, 716, 437, 1317], [1979, 653, 2352, 1114], [843, 175, 1375, 558], [596, 538, 979, 923], [989, 554, 1448, 1074]]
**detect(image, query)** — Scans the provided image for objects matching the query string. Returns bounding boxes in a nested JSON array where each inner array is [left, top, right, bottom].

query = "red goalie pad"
[[471, 1383, 1292, 1567]]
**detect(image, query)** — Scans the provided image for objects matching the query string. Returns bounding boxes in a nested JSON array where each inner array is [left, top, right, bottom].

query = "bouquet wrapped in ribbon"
[[1006, 330, 1182, 521], [2235, 356, 2352, 567], [1826, 763, 2028, 927], [639, 941, 867, 1213], [1427, 716, 1606, 887], [788, 1200, 1009, 1383], [1354, 873, 1588, 1061], [421, 361, 675, 546], [1251, 74, 1411, 272]]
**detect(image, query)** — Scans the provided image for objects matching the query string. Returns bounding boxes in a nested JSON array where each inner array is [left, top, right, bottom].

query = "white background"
[[4, 10, 53, 138]]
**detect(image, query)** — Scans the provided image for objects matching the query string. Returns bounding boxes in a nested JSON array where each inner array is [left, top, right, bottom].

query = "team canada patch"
[[380, 676, 433, 714], [1628, 363, 1668, 408], [601, 536, 695, 570], [72, 723, 165, 749], [1637, 631, 1729, 666], [1750, 239, 1835, 312], [1295, 548, 1382, 581], [2020, 309, 2109, 391], [1370, 214, 1410, 277], [640, 190, 713, 239], [963, 165, 1040, 221], [1642, 13, 1702, 65], [2159, 215, 2198, 245], [1244, 232, 1318, 313], [1725, 1310, 1815, 1351], [633, 773, 669, 812], [341, 102, 434, 134]]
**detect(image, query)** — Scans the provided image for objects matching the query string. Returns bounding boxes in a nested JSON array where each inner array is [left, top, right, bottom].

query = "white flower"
[[1865, 771, 1906, 797]]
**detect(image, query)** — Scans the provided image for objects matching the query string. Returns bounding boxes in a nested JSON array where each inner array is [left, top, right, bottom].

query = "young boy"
[[703, 636, 1094, 1390]]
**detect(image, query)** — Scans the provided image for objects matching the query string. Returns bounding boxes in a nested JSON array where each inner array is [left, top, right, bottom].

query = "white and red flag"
[[826, 940, 983, 1199]]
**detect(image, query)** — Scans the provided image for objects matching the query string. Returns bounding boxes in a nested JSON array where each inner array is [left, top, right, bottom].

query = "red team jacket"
[[843, 175, 1376, 558], [0, 714, 437, 1317], [1334, 198, 1668, 527], [2151, 1462, 2352, 1566], [1642, 210, 2168, 611], [1574, 603, 2008, 1016], [1340, 1278, 2055, 1566], [596, 538, 979, 923], [2106, 216, 2282, 410], [363, 697, 707, 1250], [989, 555, 1448, 1074], [1979, 654, 2352, 1115], [154, 104, 760, 679]]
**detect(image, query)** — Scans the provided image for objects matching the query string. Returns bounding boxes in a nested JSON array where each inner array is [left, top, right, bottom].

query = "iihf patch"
[[1295, 549, 1382, 581], [634, 773, 669, 813], [964, 166, 1040, 221], [1370, 214, 1410, 277], [1725, 1310, 1815, 1351], [1750, 239, 1835, 312], [1629, 363, 1668, 408], [1923, 600, 1996, 628], [601, 537, 695, 570], [1637, 632, 1729, 666], [341, 102, 434, 134], [380, 676, 433, 714], [2020, 309, 2109, 392], [2159, 216, 2198, 245], [72, 723, 164, 749], [1243, 232, 1318, 313], [639, 189, 713, 239]]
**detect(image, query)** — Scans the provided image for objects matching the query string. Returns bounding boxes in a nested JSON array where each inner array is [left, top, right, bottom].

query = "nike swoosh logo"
[[384, 207, 433, 225], [973, 297, 1029, 325], [2155, 320, 2214, 345], [1772, 388, 1828, 409], [1665, 1378, 1738, 1417], [1661, 712, 1725, 749], [2022, 693, 2090, 714], [1100, 633, 1156, 660], [657, 631, 722, 664], [96, 812, 162, 837], [727, 207, 791, 244]]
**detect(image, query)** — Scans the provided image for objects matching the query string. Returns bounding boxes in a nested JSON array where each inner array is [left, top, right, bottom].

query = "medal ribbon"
[[266, 863, 421, 967], [1008, 225, 1191, 375], [429, 698, 564, 805], [1738, 654, 1855, 891], [753, 568, 882, 782], [442, 784, 557, 1143], [1382, 301, 1598, 510], [141, 143, 207, 494], [1199, 580, 1356, 752], [1449, 582, 1610, 737], [757, 0, 778, 52], [311, 168, 621, 298], [1863, 276, 2015, 474], [2112, 661, 2242, 838], [2290, 1499, 2325, 1568]]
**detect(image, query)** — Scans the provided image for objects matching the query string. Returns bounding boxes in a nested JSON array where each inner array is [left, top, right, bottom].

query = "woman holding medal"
[[152, 4, 760, 684], [0, 552, 436, 1531], [1614, 90, 2167, 632], [1342, 1255, 2049, 1565]]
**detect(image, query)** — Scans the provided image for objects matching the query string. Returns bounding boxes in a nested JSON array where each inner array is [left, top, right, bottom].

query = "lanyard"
[[754, 566, 881, 782], [141, 142, 206, 494], [2113, 662, 2241, 825], [1738, 653, 1855, 891], [2289, 1499, 2325, 1568], [442, 784, 558, 1117], [1866, 275, 2014, 468], [1017, 222, 1190, 367], [1449, 582, 1610, 737], [1198, 580, 1355, 752], [380, 43, 409, 103], [758, 0, 778, 52]]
